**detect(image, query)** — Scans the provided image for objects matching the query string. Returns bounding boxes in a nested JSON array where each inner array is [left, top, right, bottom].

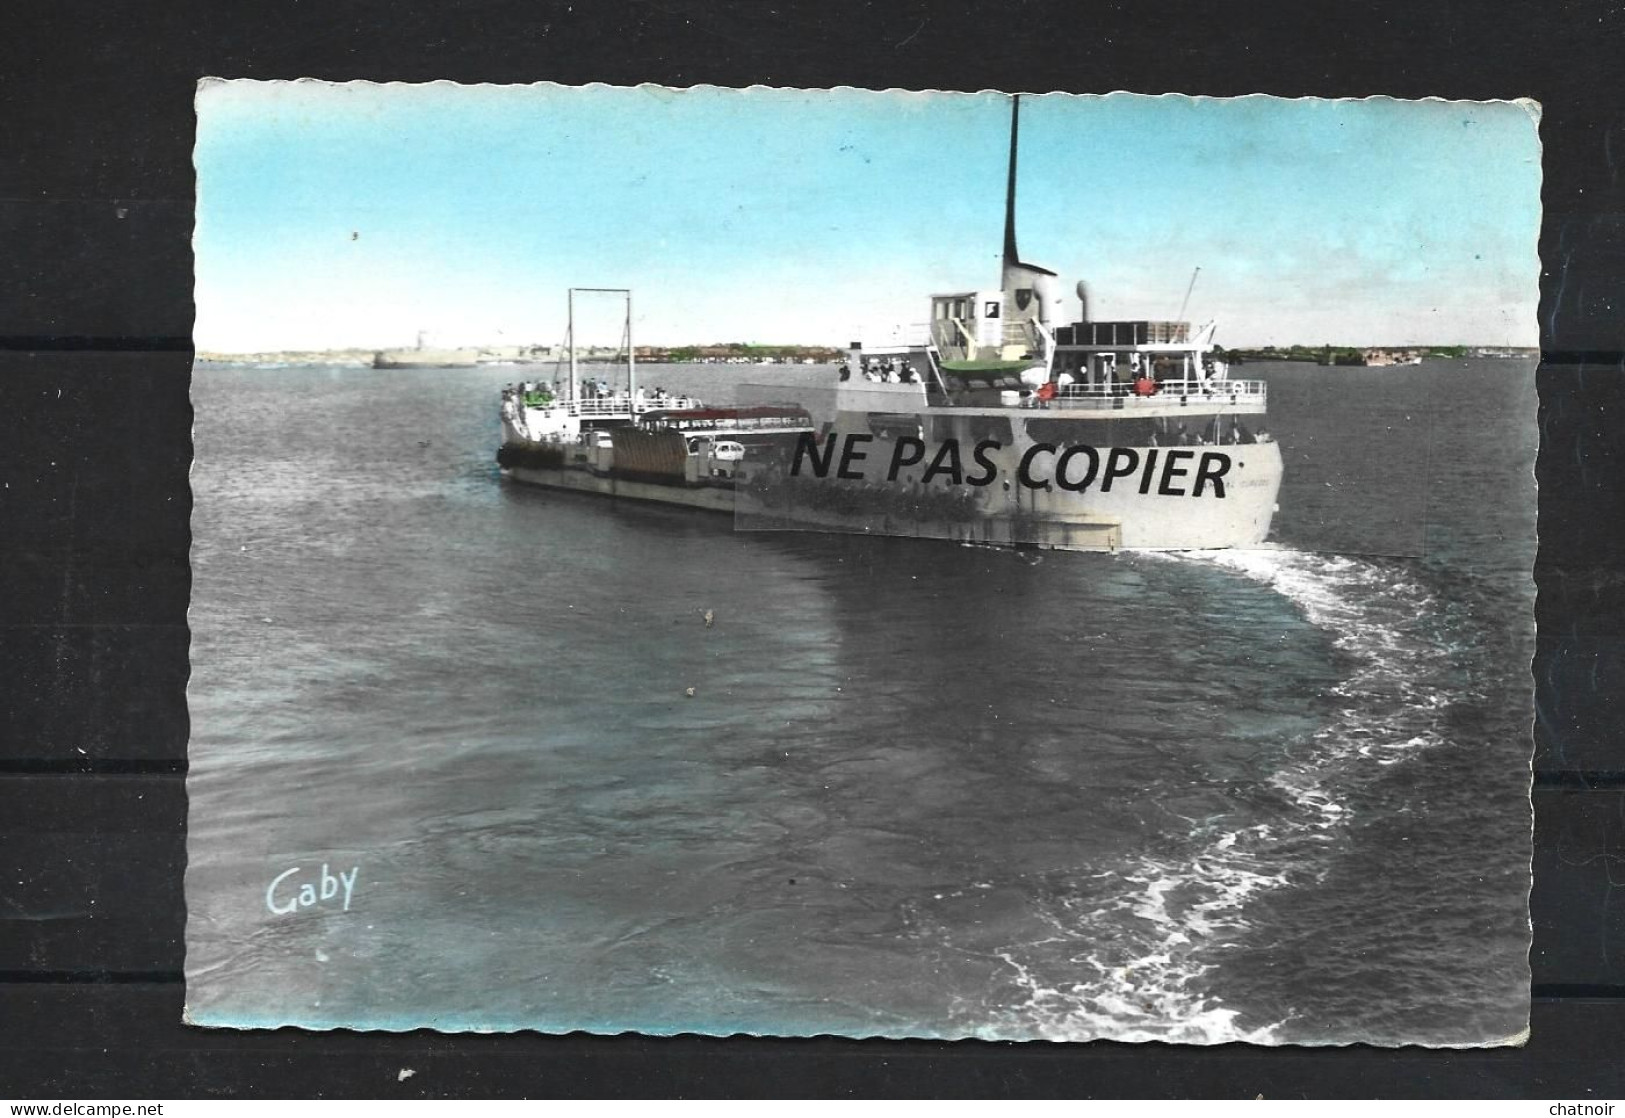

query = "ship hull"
[[503, 464, 737, 513], [738, 437, 1282, 551], [500, 435, 1282, 552]]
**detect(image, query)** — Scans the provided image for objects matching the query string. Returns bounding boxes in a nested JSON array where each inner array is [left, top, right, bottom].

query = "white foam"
[[983, 547, 1455, 1043]]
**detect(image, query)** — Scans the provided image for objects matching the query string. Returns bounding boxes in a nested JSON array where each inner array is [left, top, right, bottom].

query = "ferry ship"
[[498, 287, 816, 511], [498, 99, 1282, 551], [376, 331, 481, 369]]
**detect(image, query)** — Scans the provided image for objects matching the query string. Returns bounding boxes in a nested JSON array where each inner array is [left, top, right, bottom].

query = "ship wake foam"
[[970, 547, 1454, 1044]]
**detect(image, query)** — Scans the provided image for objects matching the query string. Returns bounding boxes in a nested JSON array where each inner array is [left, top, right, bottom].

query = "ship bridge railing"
[[1046, 378, 1267, 409]]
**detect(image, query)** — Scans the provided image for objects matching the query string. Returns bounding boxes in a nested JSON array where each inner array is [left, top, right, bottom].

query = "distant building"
[[1362, 348, 1424, 367]]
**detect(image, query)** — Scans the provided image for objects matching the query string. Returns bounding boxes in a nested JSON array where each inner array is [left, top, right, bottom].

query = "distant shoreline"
[[1218, 344, 1538, 366], [196, 349, 378, 366], [195, 343, 849, 367], [195, 343, 1539, 369]]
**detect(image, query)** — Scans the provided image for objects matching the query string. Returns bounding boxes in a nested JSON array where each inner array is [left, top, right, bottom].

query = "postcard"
[[187, 81, 1539, 1045]]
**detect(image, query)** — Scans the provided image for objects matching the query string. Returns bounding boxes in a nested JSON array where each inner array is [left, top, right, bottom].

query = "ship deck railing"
[[651, 416, 815, 434], [1041, 378, 1267, 409], [515, 394, 704, 417]]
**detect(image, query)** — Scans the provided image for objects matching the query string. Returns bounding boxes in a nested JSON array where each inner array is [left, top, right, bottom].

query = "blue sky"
[[194, 82, 1542, 351]]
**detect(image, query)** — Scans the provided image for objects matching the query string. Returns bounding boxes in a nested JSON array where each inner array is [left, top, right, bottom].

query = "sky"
[[193, 82, 1542, 351]]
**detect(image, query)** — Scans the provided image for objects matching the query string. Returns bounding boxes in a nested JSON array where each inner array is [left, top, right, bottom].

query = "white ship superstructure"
[[499, 288, 701, 445]]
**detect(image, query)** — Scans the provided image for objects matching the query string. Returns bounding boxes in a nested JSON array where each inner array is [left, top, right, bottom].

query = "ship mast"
[[567, 288, 579, 402], [996, 94, 1058, 352], [570, 287, 634, 403], [1176, 266, 1201, 323], [1003, 95, 1021, 273]]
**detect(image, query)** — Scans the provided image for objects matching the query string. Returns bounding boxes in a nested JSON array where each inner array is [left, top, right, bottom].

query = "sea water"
[[184, 359, 1535, 1045]]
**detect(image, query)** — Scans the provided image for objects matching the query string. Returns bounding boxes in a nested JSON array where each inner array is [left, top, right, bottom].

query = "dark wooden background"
[[4, 0, 1624, 1097]]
